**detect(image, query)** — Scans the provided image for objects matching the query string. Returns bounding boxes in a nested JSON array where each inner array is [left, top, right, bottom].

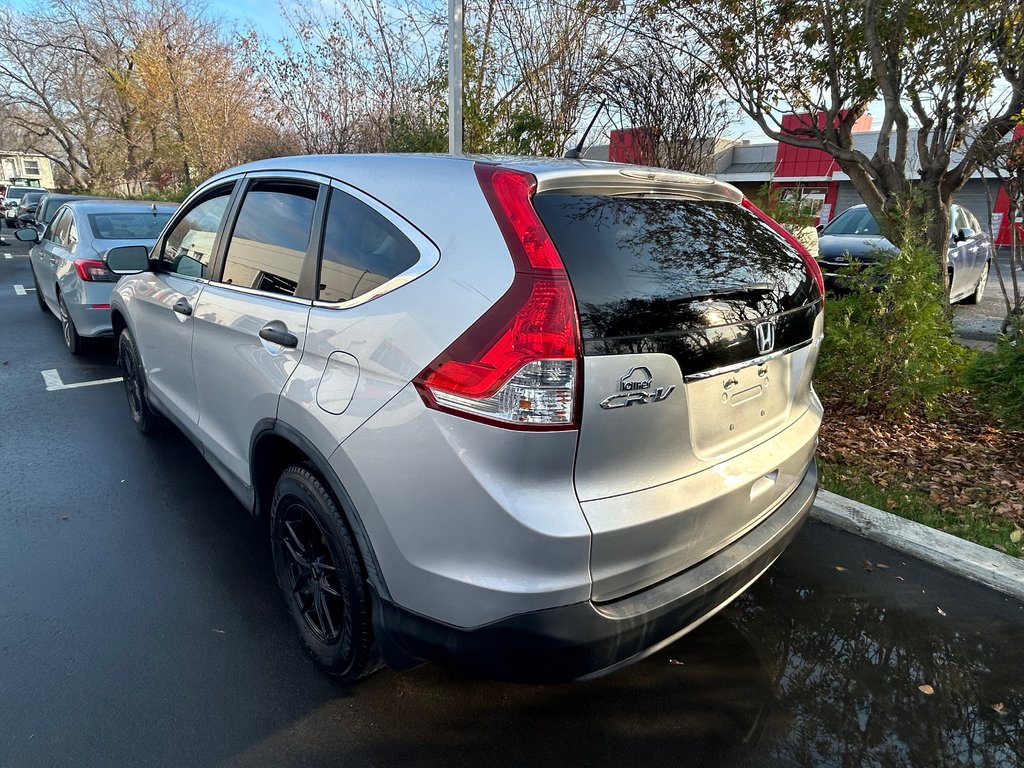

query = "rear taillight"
[[413, 165, 582, 429], [74, 259, 114, 282], [742, 198, 825, 303]]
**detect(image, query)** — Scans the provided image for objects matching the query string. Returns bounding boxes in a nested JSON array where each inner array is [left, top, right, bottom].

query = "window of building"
[[23, 159, 40, 176]]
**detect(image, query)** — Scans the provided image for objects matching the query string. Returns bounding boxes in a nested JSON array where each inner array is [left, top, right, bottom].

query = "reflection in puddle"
[[728, 524, 1024, 767]]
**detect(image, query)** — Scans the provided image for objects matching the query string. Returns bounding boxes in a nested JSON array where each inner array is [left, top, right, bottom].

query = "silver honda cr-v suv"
[[106, 155, 824, 683]]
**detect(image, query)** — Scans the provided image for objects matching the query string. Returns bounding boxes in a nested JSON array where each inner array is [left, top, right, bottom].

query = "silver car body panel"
[[331, 383, 593, 628]]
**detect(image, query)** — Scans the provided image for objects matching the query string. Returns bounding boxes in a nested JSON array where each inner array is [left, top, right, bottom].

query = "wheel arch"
[[250, 419, 391, 601]]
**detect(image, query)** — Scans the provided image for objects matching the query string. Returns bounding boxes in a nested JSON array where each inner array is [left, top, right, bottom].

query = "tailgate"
[[533, 187, 823, 599]]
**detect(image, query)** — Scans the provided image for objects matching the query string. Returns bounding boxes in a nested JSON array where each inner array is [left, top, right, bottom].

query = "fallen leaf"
[[59, 515, 68, 521], [895, 576, 905, 581], [991, 702, 1007, 715], [886, 498, 897, 509], [212, 629, 226, 634], [835, 565, 847, 572], [1011, 527, 1023, 544], [875, 563, 890, 569], [919, 684, 935, 695], [668, 658, 684, 666], [937, 607, 946, 616]]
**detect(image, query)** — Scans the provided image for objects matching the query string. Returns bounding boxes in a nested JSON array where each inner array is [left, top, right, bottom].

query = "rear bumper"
[[373, 459, 817, 683]]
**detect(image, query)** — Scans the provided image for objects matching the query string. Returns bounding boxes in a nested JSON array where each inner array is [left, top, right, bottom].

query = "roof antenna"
[[564, 100, 605, 159]]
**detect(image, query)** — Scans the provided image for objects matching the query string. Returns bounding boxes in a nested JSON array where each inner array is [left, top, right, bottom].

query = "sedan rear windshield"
[[6, 186, 40, 200], [821, 207, 881, 236], [533, 194, 817, 342], [89, 212, 172, 240]]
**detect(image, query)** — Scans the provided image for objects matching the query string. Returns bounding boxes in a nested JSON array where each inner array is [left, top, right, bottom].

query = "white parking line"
[[14, 284, 36, 295], [41, 369, 122, 392]]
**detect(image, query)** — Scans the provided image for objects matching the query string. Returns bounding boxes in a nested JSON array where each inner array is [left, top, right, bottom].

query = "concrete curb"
[[811, 489, 1024, 602]]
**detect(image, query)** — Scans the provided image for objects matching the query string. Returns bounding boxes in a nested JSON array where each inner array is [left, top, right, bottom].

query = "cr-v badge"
[[599, 366, 675, 410]]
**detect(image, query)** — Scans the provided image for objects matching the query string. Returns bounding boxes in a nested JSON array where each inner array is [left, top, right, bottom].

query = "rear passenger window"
[[162, 189, 233, 278], [221, 182, 318, 297], [318, 189, 419, 303]]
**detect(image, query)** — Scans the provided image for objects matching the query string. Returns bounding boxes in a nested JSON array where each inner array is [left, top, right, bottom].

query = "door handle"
[[172, 298, 193, 316], [259, 324, 298, 348]]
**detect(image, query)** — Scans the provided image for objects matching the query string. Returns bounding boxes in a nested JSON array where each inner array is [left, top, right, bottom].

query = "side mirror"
[[815, 224, 825, 233], [105, 245, 150, 275], [14, 227, 39, 243]]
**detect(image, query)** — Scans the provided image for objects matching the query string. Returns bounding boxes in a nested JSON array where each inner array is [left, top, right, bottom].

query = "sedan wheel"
[[31, 269, 46, 312], [57, 293, 83, 355], [271, 466, 381, 681]]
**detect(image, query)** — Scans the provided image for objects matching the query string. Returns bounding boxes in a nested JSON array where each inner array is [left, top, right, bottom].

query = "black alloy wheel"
[[117, 329, 163, 434], [271, 466, 381, 681]]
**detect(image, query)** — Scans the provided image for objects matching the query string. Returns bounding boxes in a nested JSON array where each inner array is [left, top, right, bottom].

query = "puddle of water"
[[724, 521, 1024, 767]]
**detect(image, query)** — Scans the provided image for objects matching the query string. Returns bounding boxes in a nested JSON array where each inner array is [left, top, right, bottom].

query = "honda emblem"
[[755, 321, 775, 355]]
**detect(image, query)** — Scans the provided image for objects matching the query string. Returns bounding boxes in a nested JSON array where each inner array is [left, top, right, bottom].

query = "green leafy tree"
[[658, 0, 1024, 290]]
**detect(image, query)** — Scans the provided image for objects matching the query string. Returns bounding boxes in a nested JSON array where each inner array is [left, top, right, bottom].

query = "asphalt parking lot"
[[1, 234, 1022, 768]]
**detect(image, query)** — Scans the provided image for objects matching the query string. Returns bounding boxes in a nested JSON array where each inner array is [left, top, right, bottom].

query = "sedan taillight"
[[74, 259, 114, 282]]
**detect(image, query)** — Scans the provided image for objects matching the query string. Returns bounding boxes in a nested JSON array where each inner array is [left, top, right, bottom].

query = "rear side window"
[[533, 195, 816, 341], [89, 212, 172, 240], [317, 189, 419, 303], [221, 182, 318, 297]]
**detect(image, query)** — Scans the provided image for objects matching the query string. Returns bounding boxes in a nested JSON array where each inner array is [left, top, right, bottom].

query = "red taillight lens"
[[413, 165, 582, 429], [742, 198, 825, 303], [74, 259, 114, 282]]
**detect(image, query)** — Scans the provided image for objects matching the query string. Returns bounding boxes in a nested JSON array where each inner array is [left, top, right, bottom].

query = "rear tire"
[[964, 260, 989, 305], [271, 465, 382, 682], [118, 329, 164, 434], [57, 292, 84, 355]]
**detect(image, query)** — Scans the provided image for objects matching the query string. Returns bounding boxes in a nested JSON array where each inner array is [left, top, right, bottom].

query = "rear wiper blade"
[[662, 283, 772, 303]]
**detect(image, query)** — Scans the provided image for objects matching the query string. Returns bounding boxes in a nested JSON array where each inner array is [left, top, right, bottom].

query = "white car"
[[4, 184, 48, 225]]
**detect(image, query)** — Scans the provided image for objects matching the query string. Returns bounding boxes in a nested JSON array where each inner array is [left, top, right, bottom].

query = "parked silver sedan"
[[16, 200, 176, 354]]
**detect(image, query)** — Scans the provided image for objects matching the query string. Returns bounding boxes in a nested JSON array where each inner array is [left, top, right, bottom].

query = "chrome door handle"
[[172, 298, 193, 316]]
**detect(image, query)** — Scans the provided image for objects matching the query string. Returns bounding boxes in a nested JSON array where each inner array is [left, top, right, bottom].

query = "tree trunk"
[[914, 181, 952, 295]]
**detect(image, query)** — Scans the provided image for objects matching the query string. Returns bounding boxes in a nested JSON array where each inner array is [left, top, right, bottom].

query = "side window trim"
[[155, 177, 243, 283], [211, 174, 327, 302], [313, 179, 440, 310]]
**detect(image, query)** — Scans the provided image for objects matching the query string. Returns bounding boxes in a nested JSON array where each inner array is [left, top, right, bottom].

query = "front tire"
[[118, 329, 164, 434], [31, 268, 46, 312], [271, 465, 382, 682]]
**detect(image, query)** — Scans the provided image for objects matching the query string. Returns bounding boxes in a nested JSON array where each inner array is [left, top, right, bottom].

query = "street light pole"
[[448, 0, 463, 155]]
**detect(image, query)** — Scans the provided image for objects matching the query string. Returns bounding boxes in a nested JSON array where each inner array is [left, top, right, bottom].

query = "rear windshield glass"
[[6, 186, 39, 199], [533, 195, 816, 339], [89, 212, 172, 240], [821, 207, 881, 236]]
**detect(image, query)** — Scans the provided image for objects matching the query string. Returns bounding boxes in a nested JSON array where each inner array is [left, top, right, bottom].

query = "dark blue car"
[[817, 203, 992, 304]]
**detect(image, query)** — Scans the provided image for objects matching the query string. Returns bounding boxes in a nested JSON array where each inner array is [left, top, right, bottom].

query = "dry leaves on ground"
[[819, 392, 1024, 528]]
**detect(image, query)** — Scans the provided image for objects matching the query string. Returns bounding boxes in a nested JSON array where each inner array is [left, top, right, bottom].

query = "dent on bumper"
[[373, 459, 818, 682]]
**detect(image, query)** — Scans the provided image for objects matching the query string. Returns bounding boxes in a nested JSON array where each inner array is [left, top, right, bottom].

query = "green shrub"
[[815, 227, 971, 415], [966, 318, 1024, 429]]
